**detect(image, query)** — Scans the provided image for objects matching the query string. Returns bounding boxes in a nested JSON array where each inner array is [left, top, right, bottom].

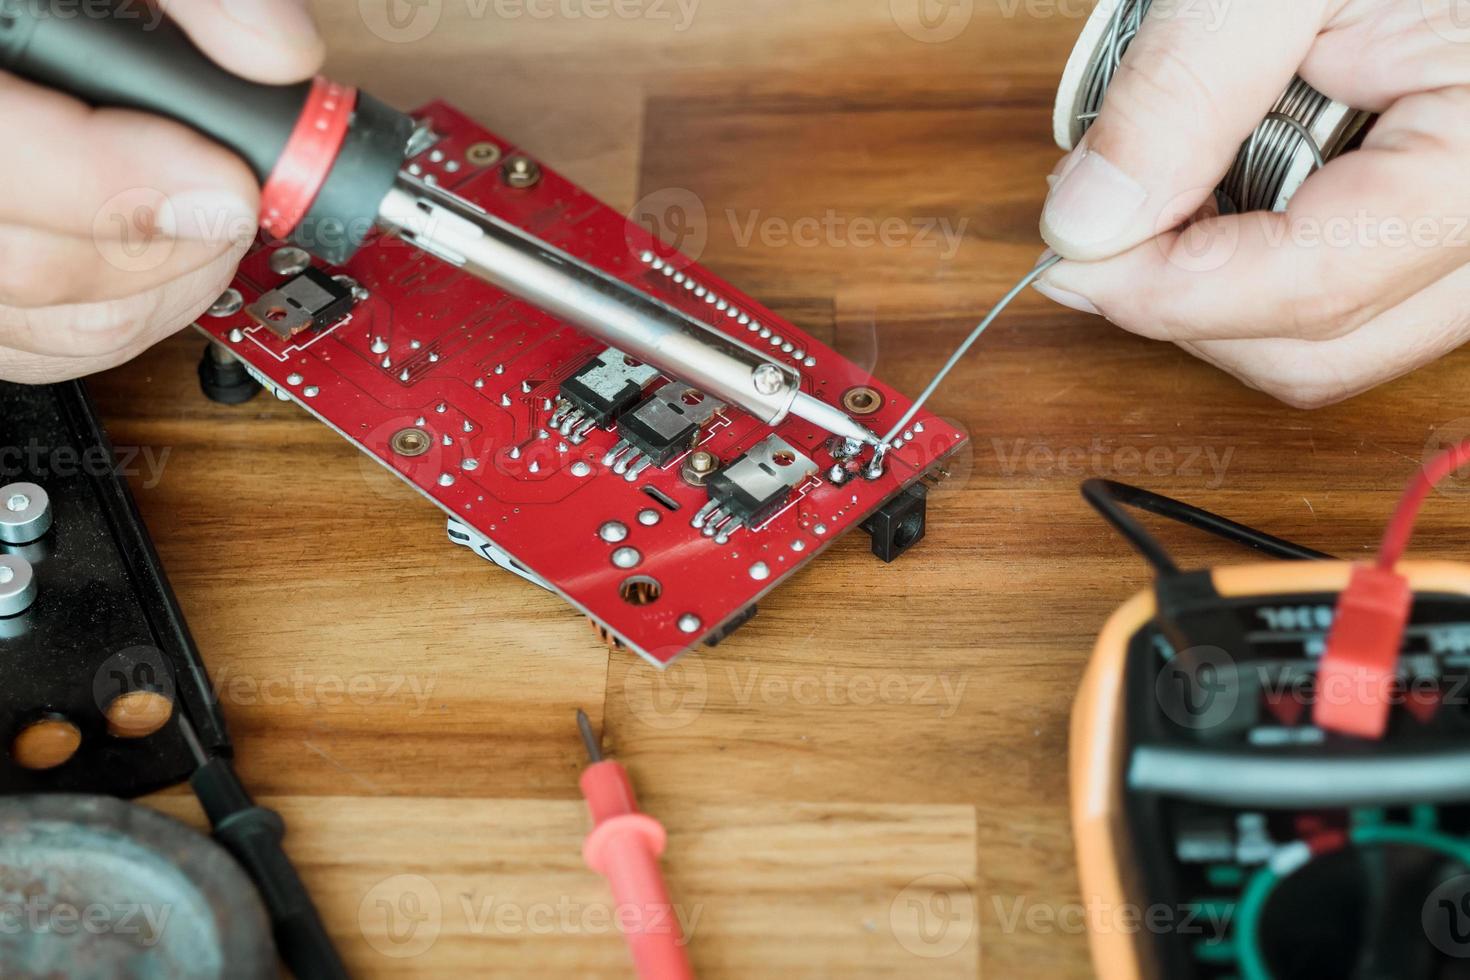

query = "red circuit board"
[[197, 101, 966, 665]]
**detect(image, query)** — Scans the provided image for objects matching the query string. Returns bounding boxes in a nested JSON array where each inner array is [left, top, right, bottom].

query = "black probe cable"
[[176, 713, 350, 980], [1082, 478, 1336, 576]]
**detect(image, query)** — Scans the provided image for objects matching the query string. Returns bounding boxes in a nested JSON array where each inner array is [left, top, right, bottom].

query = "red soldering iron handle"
[[0, 0, 411, 263], [584, 812, 694, 980]]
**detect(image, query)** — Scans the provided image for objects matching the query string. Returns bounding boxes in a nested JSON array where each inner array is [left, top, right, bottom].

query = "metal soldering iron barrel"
[[377, 174, 807, 426], [789, 391, 880, 447]]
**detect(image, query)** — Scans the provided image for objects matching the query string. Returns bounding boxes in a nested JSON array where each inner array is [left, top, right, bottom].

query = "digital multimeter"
[[1074, 560, 1470, 980], [1070, 473, 1470, 980]]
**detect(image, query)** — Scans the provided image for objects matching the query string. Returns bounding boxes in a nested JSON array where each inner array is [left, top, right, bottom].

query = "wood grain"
[[81, 1, 1470, 977], [149, 795, 977, 977]]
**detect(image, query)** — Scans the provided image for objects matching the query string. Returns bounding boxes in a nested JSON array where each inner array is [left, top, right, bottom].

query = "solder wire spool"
[[870, 0, 1378, 464], [1053, 0, 1376, 214]]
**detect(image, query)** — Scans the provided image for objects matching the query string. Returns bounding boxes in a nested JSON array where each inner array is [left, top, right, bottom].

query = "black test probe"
[[176, 711, 349, 979]]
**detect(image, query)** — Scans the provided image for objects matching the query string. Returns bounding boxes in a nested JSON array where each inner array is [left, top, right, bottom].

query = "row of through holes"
[[11, 691, 175, 772]]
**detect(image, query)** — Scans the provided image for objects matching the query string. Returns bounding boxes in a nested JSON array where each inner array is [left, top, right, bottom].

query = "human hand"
[[0, 0, 324, 383], [1034, 0, 1470, 409]]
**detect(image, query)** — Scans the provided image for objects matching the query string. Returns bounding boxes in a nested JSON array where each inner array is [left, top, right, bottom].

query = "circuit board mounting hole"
[[842, 386, 883, 416], [465, 141, 503, 167], [619, 576, 663, 606], [390, 428, 432, 457]]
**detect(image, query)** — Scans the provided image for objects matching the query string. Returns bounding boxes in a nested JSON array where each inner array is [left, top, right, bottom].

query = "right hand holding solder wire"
[[0, 0, 323, 385], [1035, 0, 1470, 409]]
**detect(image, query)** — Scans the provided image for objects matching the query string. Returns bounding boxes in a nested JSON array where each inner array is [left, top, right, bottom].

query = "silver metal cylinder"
[[376, 174, 802, 425], [0, 554, 36, 617], [0, 482, 51, 544]]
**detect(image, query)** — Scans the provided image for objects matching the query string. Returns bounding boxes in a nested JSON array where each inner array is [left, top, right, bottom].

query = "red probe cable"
[[576, 710, 693, 980], [1375, 441, 1470, 571], [1314, 439, 1470, 738]]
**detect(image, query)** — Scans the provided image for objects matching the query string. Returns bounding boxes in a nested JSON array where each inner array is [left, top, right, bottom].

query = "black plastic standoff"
[[198, 342, 262, 405], [861, 483, 929, 563]]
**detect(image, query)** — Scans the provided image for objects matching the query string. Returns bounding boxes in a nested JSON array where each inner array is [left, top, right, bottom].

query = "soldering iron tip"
[[575, 709, 603, 763]]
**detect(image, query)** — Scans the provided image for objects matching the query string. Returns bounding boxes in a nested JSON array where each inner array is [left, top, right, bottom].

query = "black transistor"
[[552, 348, 661, 443], [602, 382, 727, 479], [695, 435, 818, 540], [247, 267, 356, 339]]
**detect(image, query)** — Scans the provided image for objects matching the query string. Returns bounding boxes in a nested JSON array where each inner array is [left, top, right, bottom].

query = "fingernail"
[[220, 0, 321, 49], [159, 190, 255, 243], [1050, 145, 1086, 183], [1033, 279, 1100, 316], [1041, 149, 1147, 255]]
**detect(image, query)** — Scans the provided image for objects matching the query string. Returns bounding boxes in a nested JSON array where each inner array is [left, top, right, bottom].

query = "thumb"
[[1042, 0, 1329, 261], [163, 0, 326, 86]]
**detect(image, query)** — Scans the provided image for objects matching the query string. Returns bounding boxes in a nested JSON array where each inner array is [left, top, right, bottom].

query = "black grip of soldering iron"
[[0, 0, 411, 263], [192, 759, 351, 980]]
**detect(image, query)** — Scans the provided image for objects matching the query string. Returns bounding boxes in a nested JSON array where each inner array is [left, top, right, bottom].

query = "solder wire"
[[878, 4, 1353, 456], [877, 253, 1062, 449]]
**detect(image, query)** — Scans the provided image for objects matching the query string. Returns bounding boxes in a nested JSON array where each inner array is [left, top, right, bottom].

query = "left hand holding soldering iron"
[[1035, 0, 1470, 409], [0, 0, 324, 384]]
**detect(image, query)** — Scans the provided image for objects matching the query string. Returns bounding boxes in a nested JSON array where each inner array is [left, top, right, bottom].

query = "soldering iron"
[[0, 0, 878, 452]]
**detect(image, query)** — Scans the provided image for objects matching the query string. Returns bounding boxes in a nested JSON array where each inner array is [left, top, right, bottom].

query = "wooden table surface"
[[87, 2, 1470, 976]]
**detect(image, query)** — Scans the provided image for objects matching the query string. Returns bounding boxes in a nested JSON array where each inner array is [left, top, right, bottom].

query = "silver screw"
[[753, 364, 785, 396]]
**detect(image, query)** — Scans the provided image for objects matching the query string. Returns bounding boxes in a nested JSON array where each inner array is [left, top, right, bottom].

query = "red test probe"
[[1315, 439, 1470, 738], [575, 710, 693, 980]]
